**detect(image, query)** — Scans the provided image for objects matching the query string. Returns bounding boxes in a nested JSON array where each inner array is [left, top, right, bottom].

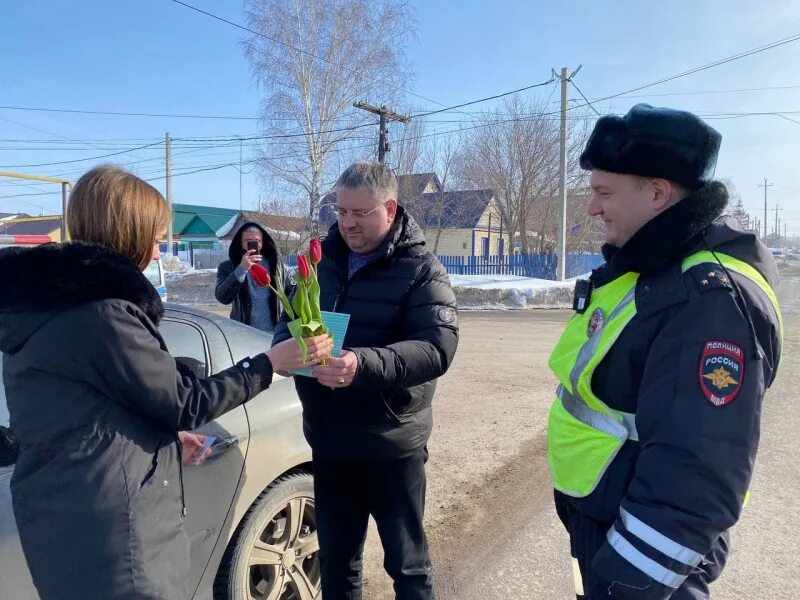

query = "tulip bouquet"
[[249, 239, 328, 363]]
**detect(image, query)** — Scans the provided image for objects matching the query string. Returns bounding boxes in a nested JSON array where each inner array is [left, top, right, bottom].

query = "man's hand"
[[312, 350, 358, 389], [178, 431, 210, 466], [239, 249, 262, 272]]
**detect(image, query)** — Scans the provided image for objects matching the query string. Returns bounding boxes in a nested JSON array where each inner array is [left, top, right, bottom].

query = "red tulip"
[[249, 263, 270, 287], [297, 254, 311, 280], [309, 238, 322, 265]]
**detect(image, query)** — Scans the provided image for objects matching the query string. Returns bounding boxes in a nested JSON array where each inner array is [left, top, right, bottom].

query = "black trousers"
[[313, 449, 435, 600], [555, 491, 728, 599]]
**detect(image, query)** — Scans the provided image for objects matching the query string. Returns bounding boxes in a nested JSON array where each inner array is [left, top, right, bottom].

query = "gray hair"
[[335, 161, 398, 201]]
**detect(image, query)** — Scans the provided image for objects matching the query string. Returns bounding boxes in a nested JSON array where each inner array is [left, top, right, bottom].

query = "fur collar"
[[0, 241, 164, 325], [601, 181, 729, 275]]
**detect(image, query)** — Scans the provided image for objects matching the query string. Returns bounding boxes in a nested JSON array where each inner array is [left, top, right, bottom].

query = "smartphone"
[[207, 435, 239, 458], [246, 240, 259, 252], [188, 435, 217, 466]]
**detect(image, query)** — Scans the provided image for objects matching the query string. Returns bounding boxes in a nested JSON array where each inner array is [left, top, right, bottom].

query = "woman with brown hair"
[[0, 165, 331, 599]]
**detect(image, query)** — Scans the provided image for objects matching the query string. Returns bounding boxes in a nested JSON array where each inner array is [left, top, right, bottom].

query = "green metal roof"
[[172, 212, 195, 234], [172, 203, 239, 237], [172, 203, 239, 217]]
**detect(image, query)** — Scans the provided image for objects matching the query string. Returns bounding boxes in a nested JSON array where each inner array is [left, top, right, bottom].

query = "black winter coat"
[[556, 182, 782, 599], [215, 221, 292, 326], [273, 207, 459, 460], [0, 242, 273, 600]]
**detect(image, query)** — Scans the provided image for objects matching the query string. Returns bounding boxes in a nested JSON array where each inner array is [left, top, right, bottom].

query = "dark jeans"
[[555, 491, 728, 599], [313, 449, 435, 600]]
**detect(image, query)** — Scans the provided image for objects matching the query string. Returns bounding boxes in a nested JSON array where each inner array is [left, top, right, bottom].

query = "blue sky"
[[2, 0, 800, 235]]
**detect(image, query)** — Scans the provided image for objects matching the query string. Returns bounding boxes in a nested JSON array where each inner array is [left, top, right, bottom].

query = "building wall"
[[425, 228, 473, 256], [423, 227, 505, 257], [421, 201, 507, 257], [471, 201, 505, 256]]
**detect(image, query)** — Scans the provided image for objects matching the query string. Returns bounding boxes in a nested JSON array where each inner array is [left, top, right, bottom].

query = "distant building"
[[216, 211, 308, 256], [320, 172, 503, 257], [0, 216, 63, 242]]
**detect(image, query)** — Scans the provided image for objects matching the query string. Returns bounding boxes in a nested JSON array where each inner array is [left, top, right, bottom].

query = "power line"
[[171, 122, 377, 144], [0, 190, 61, 199], [168, 0, 452, 112], [411, 77, 555, 118], [0, 105, 261, 120], [568, 31, 800, 112], [0, 114, 156, 163], [0, 141, 164, 169], [604, 83, 800, 100], [0, 120, 380, 169], [569, 80, 601, 117]]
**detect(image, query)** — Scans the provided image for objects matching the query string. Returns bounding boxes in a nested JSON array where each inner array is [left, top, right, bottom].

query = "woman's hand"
[[178, 431, 210, 466], [267, 334, 333, 373]]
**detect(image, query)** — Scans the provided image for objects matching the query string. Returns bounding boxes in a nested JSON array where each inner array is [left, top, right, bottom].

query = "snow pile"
[[450, 274, 576, 309], [164, 270, 577, 310], [161, 253, 191, 273]]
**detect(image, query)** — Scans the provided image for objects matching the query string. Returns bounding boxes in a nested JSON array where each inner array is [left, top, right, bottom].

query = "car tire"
[[215, 471, 320, 600]]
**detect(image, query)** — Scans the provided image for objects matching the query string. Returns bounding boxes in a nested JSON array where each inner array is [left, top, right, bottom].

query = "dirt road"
[[197, 266, 799, 599], [361, 268, 800, 599]]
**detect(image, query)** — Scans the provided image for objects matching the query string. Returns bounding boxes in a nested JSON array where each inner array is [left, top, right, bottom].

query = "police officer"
[[548, 104, 782, 599]]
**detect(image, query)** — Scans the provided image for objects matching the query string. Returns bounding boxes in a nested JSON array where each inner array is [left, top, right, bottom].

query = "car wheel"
[[215, 472, 320, 600]]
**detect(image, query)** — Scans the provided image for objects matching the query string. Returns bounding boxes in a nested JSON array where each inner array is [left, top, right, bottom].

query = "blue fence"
[[287, 253, 602, 280], [438, 254, 602, 279]]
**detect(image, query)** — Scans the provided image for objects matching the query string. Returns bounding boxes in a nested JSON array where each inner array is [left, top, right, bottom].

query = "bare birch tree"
[[457, 96, 593, 254], [243, 0, 413, 235]]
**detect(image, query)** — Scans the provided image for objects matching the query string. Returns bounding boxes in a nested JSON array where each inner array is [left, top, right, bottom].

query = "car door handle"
[[205, 435, 240, 460]]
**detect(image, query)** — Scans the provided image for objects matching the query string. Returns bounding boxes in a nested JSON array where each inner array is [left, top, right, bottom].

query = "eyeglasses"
[[334, 199, 393, 221]]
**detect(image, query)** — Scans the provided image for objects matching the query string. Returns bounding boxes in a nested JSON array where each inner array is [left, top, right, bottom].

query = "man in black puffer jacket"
[[272, 161, 459, 600]]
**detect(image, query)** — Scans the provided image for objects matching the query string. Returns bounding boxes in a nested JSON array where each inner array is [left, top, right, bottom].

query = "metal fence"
[[437, 253, 602, 279], [192, 250, 229, 270], [285, 253, 602, 279]]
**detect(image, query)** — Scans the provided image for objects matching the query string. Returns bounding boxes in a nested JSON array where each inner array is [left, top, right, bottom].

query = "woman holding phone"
[[215, 221, 292, 333], [0, 165, 331, 600]]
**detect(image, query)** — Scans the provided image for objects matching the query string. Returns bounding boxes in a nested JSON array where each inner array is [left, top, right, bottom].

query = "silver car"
[[0, 304, 320, 600]]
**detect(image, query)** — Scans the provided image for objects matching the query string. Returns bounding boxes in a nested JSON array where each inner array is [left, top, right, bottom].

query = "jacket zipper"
[[174, 435, 188, 518]]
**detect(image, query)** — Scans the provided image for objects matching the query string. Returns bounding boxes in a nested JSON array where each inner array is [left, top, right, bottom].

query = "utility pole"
[[353, 102, 410, 163], [166, 132, 173, 256], [773, 204, 783, 246], [758, 178, 773, 240], [238, 136, 243, 212], [555, 65, 582, 281]]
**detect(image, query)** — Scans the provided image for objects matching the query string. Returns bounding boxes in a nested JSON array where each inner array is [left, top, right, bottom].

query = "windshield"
[[143, 259, 162, 287]]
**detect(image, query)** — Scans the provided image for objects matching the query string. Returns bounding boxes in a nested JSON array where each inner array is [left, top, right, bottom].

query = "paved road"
[[443, 266, 800, 600]]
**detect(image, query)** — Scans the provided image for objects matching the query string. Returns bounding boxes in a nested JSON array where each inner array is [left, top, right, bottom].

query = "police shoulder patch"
[[698, 340, 745, 406]]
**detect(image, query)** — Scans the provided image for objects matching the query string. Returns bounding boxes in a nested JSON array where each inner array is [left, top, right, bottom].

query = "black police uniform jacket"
[[556, 181, 782, 598], [272, 207, 459, 460]]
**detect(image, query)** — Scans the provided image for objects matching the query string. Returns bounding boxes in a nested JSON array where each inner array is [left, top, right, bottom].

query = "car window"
[[143, 258, 162, 287], [0, 322, 211, 427], [159, 320, 209, 378]]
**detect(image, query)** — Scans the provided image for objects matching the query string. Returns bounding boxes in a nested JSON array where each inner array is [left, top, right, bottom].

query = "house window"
[[481, 237, 489, 257], [462, 242, 468, 250]]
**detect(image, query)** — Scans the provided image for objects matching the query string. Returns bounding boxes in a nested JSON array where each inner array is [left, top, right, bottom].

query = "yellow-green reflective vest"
[[547, 252, 782, 498]]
